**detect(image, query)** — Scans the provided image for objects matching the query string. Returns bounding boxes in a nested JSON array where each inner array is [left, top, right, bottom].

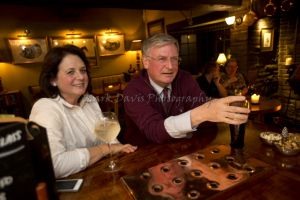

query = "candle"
[[285, 57, 293, 65], [251, 94, 260, 104]]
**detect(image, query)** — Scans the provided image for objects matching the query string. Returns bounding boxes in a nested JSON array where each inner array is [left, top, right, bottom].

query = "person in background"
[[220, 58, 248, 96], [123, 33, 250, 146], [29, 45, 137, 178], [196, 61, 227, 98]]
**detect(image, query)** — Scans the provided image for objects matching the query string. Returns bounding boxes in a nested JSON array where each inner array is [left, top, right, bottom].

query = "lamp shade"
[[130, 40, 142, 51], [216, 53, 227, 65]]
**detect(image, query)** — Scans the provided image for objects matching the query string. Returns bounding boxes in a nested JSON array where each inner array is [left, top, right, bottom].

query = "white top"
[[149, 78, 195, 138], [29, 94, 104, 178]]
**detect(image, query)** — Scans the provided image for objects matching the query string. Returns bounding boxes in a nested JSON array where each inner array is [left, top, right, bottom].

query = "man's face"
[[143, 44, 179, 87], [212, 65, 220, 78]]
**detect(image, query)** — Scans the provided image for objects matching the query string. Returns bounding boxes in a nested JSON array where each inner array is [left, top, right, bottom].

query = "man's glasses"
[[147, 56, 181, 65]]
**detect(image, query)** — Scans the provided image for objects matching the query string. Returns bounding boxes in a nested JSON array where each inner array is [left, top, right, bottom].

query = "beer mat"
[[121, 145, 274, 200]]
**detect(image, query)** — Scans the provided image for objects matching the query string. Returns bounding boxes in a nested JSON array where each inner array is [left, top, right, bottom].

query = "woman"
[[220, 58, 248, 96], [196, 61, 227, 98], [29, 45, 137, 178]]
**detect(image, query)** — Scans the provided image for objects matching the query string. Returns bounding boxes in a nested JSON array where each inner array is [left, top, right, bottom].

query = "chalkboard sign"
[[0, 122, 59, 200], [0, 122, 37, 199]]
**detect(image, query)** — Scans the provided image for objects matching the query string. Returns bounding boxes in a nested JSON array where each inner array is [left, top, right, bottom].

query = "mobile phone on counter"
[[55, 179, 83, 192]]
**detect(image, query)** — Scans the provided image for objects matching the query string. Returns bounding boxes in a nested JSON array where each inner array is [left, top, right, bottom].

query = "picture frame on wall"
[[96, 33, 125, 56], [7, 37, 48, 64], [147, 18, 165, 37], [261, 28, 274, 52], [49, 36, 97, 66]]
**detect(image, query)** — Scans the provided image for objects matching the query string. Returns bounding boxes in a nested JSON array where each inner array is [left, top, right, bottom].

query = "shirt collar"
[[55, 94, 93, 108], [148, 77, 172, 95]]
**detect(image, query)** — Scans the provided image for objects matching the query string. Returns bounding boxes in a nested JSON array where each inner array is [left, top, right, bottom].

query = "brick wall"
[[229, 0, 300, 124], [277, 14, 300, 124]]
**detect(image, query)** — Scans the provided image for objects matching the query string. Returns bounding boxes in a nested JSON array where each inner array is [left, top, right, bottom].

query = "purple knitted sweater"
[[123, 69, 207, 146]]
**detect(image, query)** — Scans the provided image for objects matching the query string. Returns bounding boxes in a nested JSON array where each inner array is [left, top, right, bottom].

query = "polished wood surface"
[[59, 121, 300, 200]]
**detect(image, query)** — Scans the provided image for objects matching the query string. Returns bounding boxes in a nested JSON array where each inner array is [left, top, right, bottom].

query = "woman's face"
[[52, 54, 88, 104], [225, 61, 238, 76]]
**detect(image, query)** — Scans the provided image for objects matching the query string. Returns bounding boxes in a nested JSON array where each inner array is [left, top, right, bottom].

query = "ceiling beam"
[[0, 0, 242, 10]]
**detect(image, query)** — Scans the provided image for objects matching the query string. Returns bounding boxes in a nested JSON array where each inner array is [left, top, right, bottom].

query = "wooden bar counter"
[[59, 121, 300, 200]]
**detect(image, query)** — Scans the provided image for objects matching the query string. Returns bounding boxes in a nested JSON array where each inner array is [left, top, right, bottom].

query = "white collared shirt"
[[149, 78, 195, 138], [29, 94, 111, 178]]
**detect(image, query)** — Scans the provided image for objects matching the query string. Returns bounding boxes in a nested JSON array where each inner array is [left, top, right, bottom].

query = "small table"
[[249, 97, 282, 122]]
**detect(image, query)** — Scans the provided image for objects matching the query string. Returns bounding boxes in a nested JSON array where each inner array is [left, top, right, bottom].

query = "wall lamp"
[[65, 29, 82, 38], [225, 16, 236, 25], [65, 33, 82, 38], [17, 29, 31, 38], [104, 28, 119, 35], [225, 16, 243, 26]]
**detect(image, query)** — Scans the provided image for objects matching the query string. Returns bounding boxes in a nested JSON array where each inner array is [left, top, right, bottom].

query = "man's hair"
[[203, 61, 219, 75], [142, 33, 179, 56]]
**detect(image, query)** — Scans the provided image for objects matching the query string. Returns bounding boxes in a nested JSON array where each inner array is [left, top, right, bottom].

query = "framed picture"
[[96, 34, 125, 56], [261, 28, 274, 52], [7, 38, 48, 64], [50, 37, 96, 58], [147, 18, 165, 37], [50, 36, 97, 66]]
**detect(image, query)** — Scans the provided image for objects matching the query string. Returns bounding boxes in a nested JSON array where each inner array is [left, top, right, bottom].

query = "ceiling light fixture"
[[243, 0, 258, 26]]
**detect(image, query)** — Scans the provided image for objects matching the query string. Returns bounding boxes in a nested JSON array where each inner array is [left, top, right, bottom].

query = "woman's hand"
[[224, 77, 238, 87], [110, 143, 137, 154], [213, 75, 221, 84], [88, 143, 137, 166]]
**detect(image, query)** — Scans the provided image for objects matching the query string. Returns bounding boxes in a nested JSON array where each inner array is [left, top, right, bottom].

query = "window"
[[179, 34, 198, 74]]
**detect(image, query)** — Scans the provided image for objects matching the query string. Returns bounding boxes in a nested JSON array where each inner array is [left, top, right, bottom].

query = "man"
[[123, 33, 249, 146], [196, 61, 227, 98]]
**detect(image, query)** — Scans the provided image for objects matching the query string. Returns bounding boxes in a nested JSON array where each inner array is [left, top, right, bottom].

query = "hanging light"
[[243, 0, 258, 26], [264, 0, 277, 16]]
